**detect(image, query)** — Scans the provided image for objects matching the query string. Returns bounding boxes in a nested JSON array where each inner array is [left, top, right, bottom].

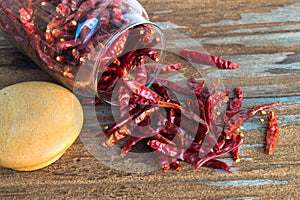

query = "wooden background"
[[0, 0, 299, 199]]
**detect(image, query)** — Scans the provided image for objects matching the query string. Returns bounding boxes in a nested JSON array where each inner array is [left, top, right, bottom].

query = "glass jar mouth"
[[92, 21, 166, 105]]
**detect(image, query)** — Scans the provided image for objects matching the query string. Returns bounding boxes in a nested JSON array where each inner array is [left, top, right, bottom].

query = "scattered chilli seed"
[[261, 110, 267, 115]]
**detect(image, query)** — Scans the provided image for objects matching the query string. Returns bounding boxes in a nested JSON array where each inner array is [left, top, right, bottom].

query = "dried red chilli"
[[179, 49, 239, 70], [146, 63, 182, 74], [102, 124, 132, 148], [156, 78, 195, 95], [118, 85, 130, 119], [187, 78, 206, 97], [225, 87, 243, 161], [121, 136, 144, 158], [202, 159, 232, 173], [230, 147, 240, 162], [266, 111, 280, 155], [170, 159, 182, 171], [226, 88, 243, 118], [135, 61, 148, 86], [123, 79, 182, 110], [195, 135, 243, 169]]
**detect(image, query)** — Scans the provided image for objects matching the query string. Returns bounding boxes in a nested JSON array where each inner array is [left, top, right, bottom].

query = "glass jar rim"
[[92, 20, 166, 102]]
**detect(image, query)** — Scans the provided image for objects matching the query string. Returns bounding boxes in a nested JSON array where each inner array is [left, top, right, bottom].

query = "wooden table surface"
[[1, 0, 299, 199]]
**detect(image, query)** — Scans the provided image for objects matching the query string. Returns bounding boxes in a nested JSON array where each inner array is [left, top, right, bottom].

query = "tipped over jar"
[[0, 0, 165, 99]]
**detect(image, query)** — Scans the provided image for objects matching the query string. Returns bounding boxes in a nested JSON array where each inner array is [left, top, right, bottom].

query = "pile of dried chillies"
[[96, 49, 280, 172], [0, 0, 281, 172]]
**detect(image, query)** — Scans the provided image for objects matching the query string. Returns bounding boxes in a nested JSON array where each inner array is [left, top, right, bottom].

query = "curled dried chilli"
[[195, 135, 243, 169], [266, 111, 280, 155], [224, 102, 280, 139]]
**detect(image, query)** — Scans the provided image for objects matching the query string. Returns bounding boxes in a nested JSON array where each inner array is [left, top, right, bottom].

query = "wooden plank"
[[0, 124, 299, 199], [0, 0, 299, 199], [149, 3, 300, 98]]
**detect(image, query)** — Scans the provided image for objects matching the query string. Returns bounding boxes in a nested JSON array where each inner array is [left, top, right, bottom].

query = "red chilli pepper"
[[224, 102, 280, 139], [170, 159, 182, 171], [102, 124, 133, 148], [179, 49, 239, 69], [145, 63, 182, 74], [118, 85, 131, 119], [19, 7, 35, 33], [225, 87, 243, 120], [147, 140, 179, 158], [151, 83, 171, 101], [124, 79, 182, 110], [230, 147, 240, 162], [123, 79, 163, 102], [135, 61, 148, 85], [156, 78, 195, 95], [202, 159, 233, 173], [121, 136, 144, 157], [195, 135, 243, 169], [266, 111, 280, 155], [188, 78, 206, 97]]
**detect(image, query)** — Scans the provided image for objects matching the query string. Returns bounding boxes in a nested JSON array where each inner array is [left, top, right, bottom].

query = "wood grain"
[[0, 0, 299, 199]]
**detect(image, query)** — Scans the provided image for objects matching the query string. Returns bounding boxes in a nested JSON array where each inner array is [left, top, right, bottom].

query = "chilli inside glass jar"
[[0, 0, 165, 98]]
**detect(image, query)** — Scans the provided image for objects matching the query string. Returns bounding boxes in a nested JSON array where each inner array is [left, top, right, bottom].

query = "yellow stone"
[[0, 82, 83, 171]]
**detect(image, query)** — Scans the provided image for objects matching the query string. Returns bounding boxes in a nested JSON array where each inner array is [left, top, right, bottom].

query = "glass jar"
[[0, 0, 165, 101]]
